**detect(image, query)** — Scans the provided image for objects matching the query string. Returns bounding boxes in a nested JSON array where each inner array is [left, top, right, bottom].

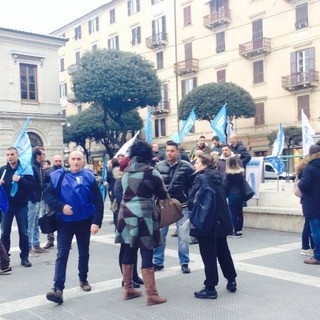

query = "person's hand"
[[91, 224, 100, 235], [63, 204, 73, 215], [12, 175, 21, 182], [0, 179, 4, 185], [103, 181, 109, 187]]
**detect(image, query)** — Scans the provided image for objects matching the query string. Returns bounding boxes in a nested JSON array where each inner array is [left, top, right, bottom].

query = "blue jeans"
[[229, 203, 244, 234], [1, 204, 29, 260], [27, 201, 42, 248], [308, 217, 320, 260], [53, 218, 91, 290], [302, 218, 314, 250], [153, 207, 190, 266]]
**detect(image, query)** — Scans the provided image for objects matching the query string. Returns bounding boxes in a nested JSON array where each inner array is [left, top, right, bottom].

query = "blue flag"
[[178, 108, 196, 143], [100, 154, 108, 201], [210, 103, 227, 143], [11, 117, 33, 197], [271, 122, 284, 157], [144, 107, 152, 144], [0, 185, 9, 213]]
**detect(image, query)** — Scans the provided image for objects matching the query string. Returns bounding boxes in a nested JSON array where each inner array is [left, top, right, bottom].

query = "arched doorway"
[[28, 132, 43, 148]]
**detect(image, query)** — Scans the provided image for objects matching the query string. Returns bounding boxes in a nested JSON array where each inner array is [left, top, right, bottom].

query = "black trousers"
[[198, 235, 237, 288], [121, 243, 153, 269]]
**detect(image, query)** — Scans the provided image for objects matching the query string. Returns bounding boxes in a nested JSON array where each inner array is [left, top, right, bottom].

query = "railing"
[[153, 101, 170, 114], [174, 58, 199, 75], [239, 37, 271, 58], [203, 8, 231, 29], [282, 71, 319, 91], [145, 32, 168, 49]]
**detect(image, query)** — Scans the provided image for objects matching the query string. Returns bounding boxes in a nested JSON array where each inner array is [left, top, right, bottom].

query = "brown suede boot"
[[141, 267, 167, 306], [122, 264, 142, 300]]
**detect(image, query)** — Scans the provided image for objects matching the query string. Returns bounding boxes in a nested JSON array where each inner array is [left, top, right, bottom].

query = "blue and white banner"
[[226, 116, 233, 144], [11, 117, 33, 197], [114, 130, 140, 158], [144, 107, 152, 144], [301, 110, 315, 156], [246, 157, 264, 199], [210, 103, 227, 143], [176, 108, 196, 143], [100, 154, 108, 201], [271, 122, 284, 157]]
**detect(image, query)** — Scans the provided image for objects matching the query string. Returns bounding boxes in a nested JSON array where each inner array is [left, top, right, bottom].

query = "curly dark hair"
[[129, 140, 153, 162]]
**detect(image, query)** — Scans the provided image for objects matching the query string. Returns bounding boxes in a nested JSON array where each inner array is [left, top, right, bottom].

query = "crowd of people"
[[1, 135, 319, 307]]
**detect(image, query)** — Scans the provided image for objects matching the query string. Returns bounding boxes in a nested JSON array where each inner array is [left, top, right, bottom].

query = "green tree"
[[64, 106, 143, 160], [178, 82, 255, 122], [71, 49, 161, 148], [267, 126, 302, 149]]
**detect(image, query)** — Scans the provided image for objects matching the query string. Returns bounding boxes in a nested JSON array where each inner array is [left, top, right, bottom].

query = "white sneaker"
[[301, 249, 314, 256]]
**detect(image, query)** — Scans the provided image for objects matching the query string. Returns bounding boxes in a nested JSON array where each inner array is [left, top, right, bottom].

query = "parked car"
[[264, 162, 296, 180]]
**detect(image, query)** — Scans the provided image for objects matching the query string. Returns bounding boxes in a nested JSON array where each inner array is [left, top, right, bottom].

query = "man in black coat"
[[229, 134, 251, 169]]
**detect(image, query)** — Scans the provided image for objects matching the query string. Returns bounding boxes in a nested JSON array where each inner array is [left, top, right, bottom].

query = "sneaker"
[[226, 280, 237, 292], [304, 257, 320, 265], [171, 230, 178, 237], [43, 242, 54, 249], [33, 246, 49, 254], [228, 232, 243, 239], [181, 264, 191, 274], [80, 281, 92, 292], [0, 266, 12, 275], [29, 248, 39, 258], [153, 264, 164, 271], [194, 287, 217, 299], [21, 259, 32, 267], [46, 288, 63, 304], [301, 249, 314, 256]]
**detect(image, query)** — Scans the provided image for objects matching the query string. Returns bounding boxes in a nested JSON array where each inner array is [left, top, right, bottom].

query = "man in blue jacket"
[[44, 151, 104, 304]]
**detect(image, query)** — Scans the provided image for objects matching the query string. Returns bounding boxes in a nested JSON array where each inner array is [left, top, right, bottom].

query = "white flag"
[[114, 130, 140, 158], [301, 110, 315, 156]]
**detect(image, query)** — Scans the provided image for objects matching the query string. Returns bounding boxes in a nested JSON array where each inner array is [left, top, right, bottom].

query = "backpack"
[[189, 173, 217, 232]]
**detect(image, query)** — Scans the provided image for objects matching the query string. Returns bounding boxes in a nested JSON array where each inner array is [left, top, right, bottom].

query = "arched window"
[[28, 132, 43, 148]]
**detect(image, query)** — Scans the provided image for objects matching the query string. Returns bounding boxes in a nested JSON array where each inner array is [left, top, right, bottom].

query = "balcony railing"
[[152, 101, 170, 115], [145, 32, 168, 49], [282, 71, 319, 92], [203, 8, 231, 29], [174, 58, 199, 76], [239, 37, 271, 59]]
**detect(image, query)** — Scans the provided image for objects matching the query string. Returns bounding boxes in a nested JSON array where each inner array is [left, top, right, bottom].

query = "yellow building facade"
[[51, 0, 320, 157]]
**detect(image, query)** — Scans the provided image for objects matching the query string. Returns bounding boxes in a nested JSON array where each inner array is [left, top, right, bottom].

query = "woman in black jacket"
[[188, 153, 237, 299]]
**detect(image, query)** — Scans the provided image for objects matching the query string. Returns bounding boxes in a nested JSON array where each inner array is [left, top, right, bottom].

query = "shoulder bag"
[[240, 176, 255, 201], [157, 162, 183, 228], [293, 177, 302, 198], [39, 170, 67, 234]]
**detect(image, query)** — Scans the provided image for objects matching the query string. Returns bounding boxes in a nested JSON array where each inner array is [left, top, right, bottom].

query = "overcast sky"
[[0, 0, 111, 34]]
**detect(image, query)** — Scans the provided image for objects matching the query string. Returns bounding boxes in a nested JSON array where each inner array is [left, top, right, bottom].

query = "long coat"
[[115, 156, 167, 250], [188, 168, 233, 237], [298, 157, 320, 218]]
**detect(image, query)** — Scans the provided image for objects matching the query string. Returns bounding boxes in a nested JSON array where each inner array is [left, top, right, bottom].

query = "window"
[[89, 17, 99, 34], [152, 16, 166, 38], [127, 0, 140, 16], [253, 60, 264, 83], [20, 64, 38, 102], [297, 95, 310, 120], [108, 35, 119, 49], [155, 118, 166, 137], [92, 44, 98, 51], [59, 83, 67, 98], [28, 132, 43, 148], [295, 3, 308, 30], [59, 58, 65, 72], [254, 103, 265, 125], [181, 77, 197, 98], [131, 26, 141, 45], [160, 83, 169, 109], [183, 6, 192, 26], [210, 0, 229, 12], [156, 51, 164, 69], [75, 51, 81, 64], [74, 26, 82, 40], [290, 47, 315, 83], [217, 69, 226, 83], [151, 0, 163, 4], [252, 19, 263, 49], [216, 31, 225, 53], [110, 9, 116, 24], [184, 42, 193, 61]]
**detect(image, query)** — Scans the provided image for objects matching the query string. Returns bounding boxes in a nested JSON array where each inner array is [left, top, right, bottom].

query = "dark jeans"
[[121, 243, 153, 269], [229, 203, 244, 233], [0, 239, 10, 270], [198, 235, 237, 289], [309, 217, 320, 260], [302, 218, 314, 250], [1, 204, 29, 260], [53, 218, 91, 290]]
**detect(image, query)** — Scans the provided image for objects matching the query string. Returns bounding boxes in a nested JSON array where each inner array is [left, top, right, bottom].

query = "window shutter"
[[307, 47, 315, 71], [89, 21, 92, 34], [193, 77, 197, 88], [298, 95, 310, 120], [184, 6, 191, 26], [181, 80, 186, 98], [152, 20, 156, 36], [162, 16, 166, 33], [185, 43, 192, 61], [116, 36, 119, 49], [137, 0, 140, 12], [108, 39, 111, 49], [138, 26, 141, 43], [155, 119, 159, 137], [127, 1, 131, 16], [96, 17, 99, 31], [163, 83, 168, 102], [254, 103, 265, 125], [161, 119, 166, 137], [290, 52, 297, 74]]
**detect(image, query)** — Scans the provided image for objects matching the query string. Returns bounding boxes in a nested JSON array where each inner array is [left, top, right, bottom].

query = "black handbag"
[[240, 177, 255, 201], [39, 170, 67, 234]]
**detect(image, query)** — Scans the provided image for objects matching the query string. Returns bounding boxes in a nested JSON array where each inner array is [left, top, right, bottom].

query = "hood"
[[125, 156, 153, 173], [309, 157, 320, 169], [198, 168, 223, 185], [225, 167, 244, 175], [219, 152, 235, 161]]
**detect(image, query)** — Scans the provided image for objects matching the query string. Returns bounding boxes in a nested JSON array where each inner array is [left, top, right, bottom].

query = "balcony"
[[174, 58, 199, 76], [282, 71, 319, 92], [145, 32, 168, 49], [239, 37, 271, 59], [152, 101, 170, 115], [203, 9, 231, 29]]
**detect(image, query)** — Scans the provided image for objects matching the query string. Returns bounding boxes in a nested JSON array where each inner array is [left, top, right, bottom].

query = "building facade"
[[0, 27, 67, 163], [51, 0, 320, 161]]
